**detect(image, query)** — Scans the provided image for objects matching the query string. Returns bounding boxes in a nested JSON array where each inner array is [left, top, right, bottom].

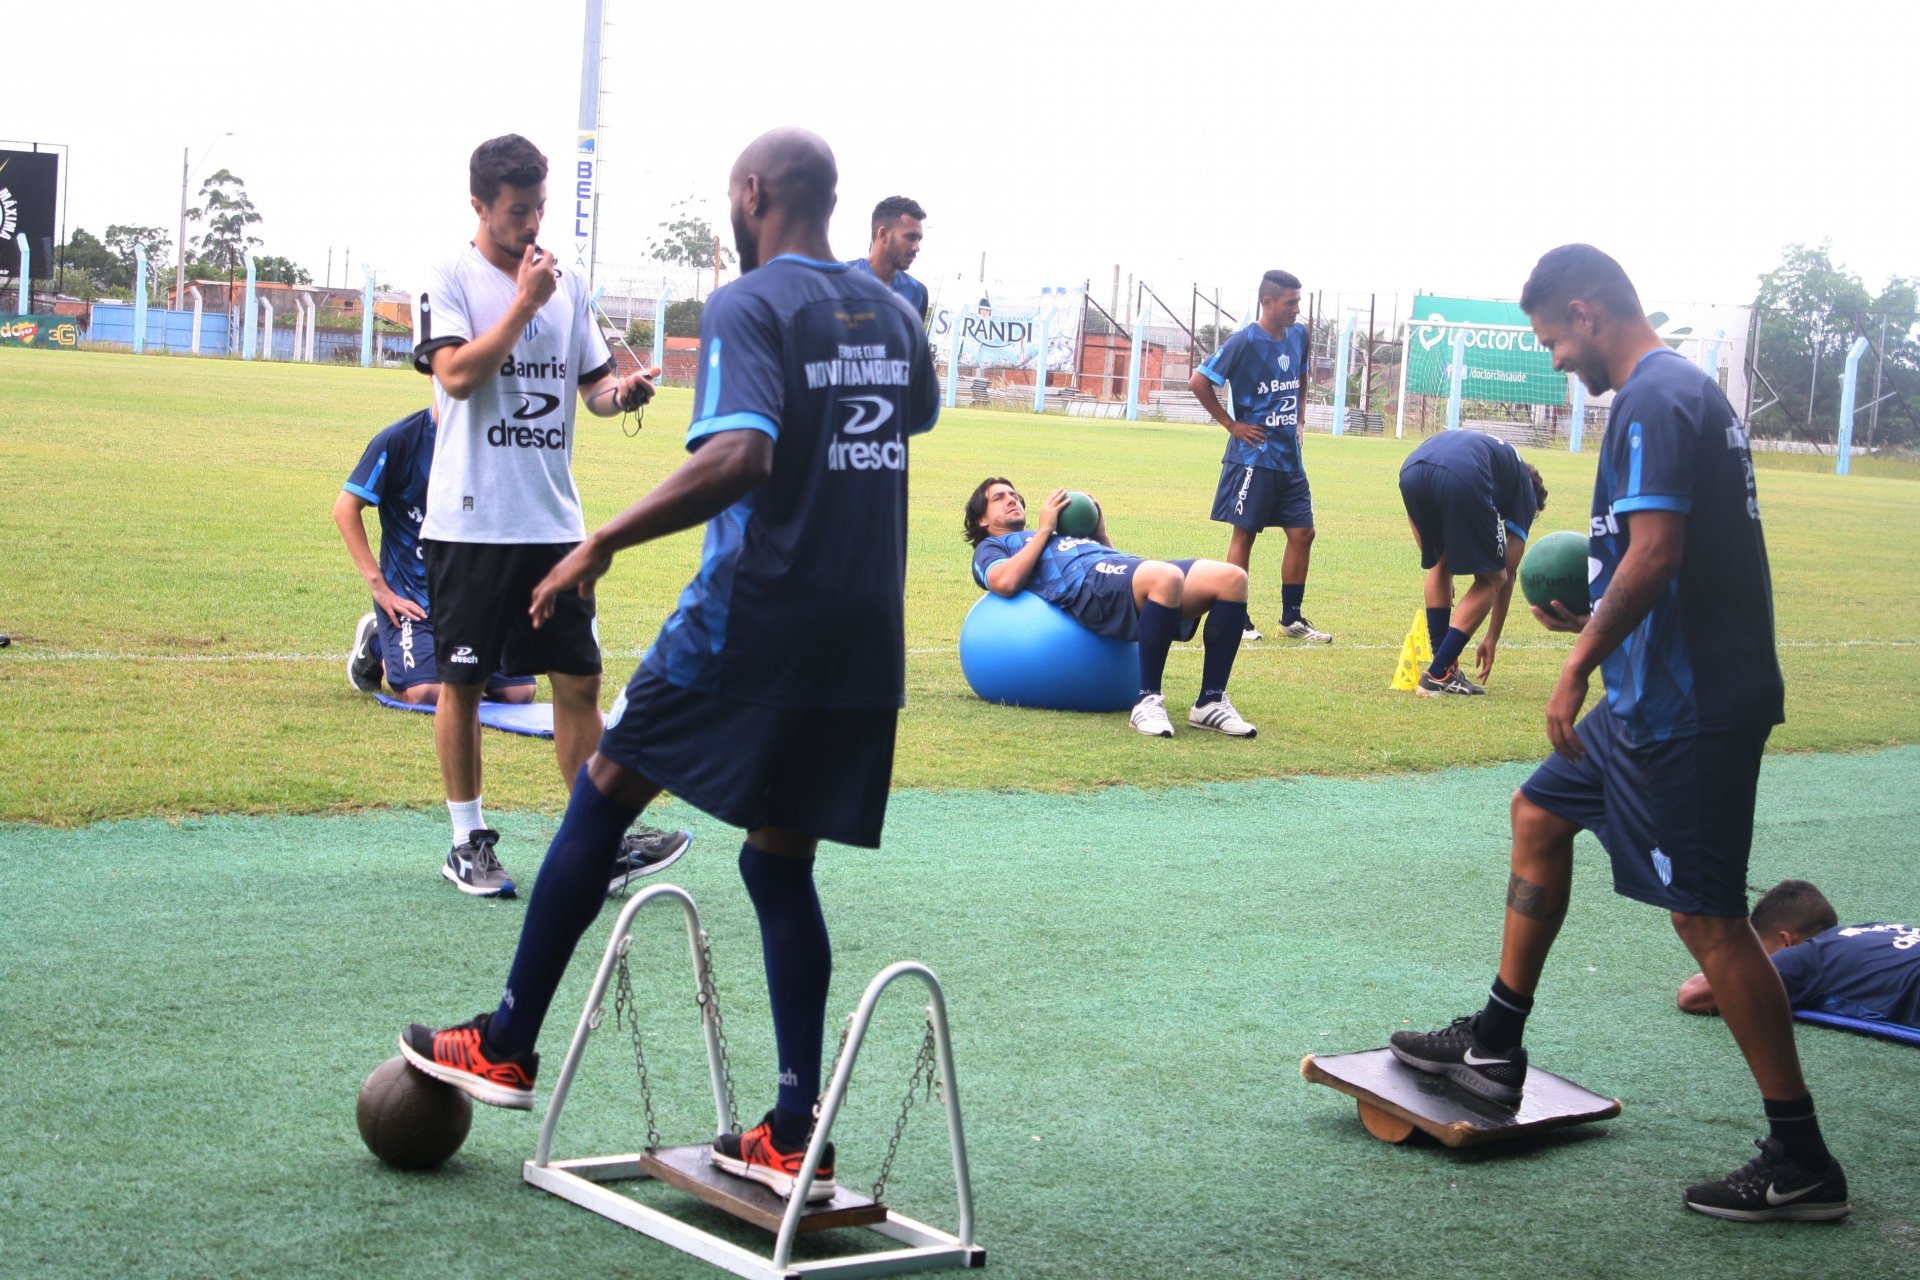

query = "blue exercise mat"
[[373, 695, 554, 739], [1794, 1009, 1920, 1046]]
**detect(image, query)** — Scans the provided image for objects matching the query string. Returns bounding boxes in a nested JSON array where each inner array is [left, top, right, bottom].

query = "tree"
[[103, 225, 173, 296], [664, 298, 704, 339], [186, 168, 263, 273], [649, 198, 735, 271], [55, 228, 118, 299], [251, 255, 311, 285], [624, 318, 655, 350], [1751, 241, 1918, 447]]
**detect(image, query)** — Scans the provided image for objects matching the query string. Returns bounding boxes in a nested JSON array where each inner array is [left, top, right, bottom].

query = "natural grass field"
[[1, 347, 1915, 823], [3, 347, 1918, 1279]]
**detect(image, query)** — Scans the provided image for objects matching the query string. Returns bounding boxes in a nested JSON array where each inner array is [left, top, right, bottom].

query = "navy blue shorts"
[[1520, 700, 1768, 917], [1069, 558, 1201, 641], [1399, 460, 1506, 576], [1212, 462, 1314, 531], [599, 666, 898, 849], [373, 608, 535, 695]]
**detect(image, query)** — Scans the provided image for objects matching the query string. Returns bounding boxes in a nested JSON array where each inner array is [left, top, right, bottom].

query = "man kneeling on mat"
[[1679, 880, 1920, 1025], [963, 476, 1256, 739]]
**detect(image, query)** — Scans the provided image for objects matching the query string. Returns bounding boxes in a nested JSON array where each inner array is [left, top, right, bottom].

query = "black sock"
[[1764, 1094, 1832, 1169], [1425, 606, 1451, 654], [1429, 628, 1470, 679], [1476, 976, 1533, 1052], [1136, 599, 1180, 696], [1281, 583, 1305, 625], [1197, 600, 1248, 705], [739, 842, 832, 1131]]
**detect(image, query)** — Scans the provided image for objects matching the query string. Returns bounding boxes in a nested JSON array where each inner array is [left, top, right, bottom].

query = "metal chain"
[[870, 1013, 940, 1203], [695, 927, 740, 1133], [610, 941, 663, 1151], [801, 1015, 856, 1166]]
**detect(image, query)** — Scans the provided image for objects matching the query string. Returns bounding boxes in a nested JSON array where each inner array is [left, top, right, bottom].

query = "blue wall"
[[87, 305, 412, 363]]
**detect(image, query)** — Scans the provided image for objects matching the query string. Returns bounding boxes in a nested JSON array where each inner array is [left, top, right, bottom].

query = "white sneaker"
[[1241, 624, 1264, 641], [348, 612, 382, 691], [1188, 696, 1257, 738], [1129, 693, 1174, 738], [1278, 616, 1332, 643]]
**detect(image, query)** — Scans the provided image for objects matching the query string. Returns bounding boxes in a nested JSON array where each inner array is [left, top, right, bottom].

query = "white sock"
[[448, 797, 485, 847]]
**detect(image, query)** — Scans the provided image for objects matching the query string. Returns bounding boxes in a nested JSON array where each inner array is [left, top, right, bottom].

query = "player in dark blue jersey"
[[1397, 431, 1548, 696], [1189, 269, 1328, 644], [400, 129, 938, 1204], [332, 407, 536, 706], [1679, 880, 1920, 1026], [964, 478, 1256, 738], [849, 195, 929, 323], [1390, 245, 1846, 1224]]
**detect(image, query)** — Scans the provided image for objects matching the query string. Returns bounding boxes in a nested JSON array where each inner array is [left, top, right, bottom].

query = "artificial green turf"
[[6, 750, 1917, 1278], [2, 347, 1916, 823]]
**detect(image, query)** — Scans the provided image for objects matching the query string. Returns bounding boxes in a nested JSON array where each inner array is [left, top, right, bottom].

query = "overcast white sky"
[[9, 0, 1914, 314]]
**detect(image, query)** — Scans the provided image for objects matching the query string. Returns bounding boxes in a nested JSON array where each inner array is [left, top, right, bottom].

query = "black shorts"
[[1069, 558, 1202, 641], [1400, 461, 1506, 576], [422, 540, 601, 685], [1520, 700, 1768, 918], [1211, 462, 1314, 531], [372, 608, 535, 694], [599, 666, 898, 848]]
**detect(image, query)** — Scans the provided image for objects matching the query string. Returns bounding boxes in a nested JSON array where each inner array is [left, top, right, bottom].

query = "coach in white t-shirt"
[[411, 133, 661, 899]]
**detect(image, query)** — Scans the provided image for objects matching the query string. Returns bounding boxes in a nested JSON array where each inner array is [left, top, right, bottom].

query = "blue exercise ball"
[[958, 592, 1138, 713]]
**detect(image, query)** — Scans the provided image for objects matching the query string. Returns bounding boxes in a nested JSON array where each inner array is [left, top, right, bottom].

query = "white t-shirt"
[[413, 244, 613, 544]]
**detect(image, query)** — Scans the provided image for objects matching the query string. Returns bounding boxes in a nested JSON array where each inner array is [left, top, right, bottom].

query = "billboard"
[[0, 149, 62, 285], [1406, 294, 1563, 406], [930, 284, 1083, 372]]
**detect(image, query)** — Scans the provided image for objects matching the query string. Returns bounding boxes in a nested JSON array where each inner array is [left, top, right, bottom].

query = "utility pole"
[[1868, 312, 1887, 446]]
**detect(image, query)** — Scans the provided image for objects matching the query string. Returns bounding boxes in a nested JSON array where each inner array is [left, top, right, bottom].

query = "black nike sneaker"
[[1388, 1012, 1528, 1105], [1683, 1137, 1850, 1222]]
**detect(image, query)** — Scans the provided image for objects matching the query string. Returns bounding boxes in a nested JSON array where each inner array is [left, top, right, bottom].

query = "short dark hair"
[[963, 476, 1013, 546], [470, 134, 548, 205], [1519, 244, 1643, 323], [1526, 463, 1548, 512], [872, 196, 926, 238], [1259, 269, 1301, 302], [1751, 880, 1838, 938]]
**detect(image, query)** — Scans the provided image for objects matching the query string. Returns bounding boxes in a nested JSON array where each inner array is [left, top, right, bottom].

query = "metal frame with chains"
[[524, 883, 983, 1279]]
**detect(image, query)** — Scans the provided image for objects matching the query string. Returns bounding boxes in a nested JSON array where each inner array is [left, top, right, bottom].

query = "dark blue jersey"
[[342, 409, 434, 608], [1589, 348, 1784, 743], [971, 531, 1141, 609], [641, 256, 939, 710], [1197, 322, 1309, 473], [1404, 429, 1539, 543], [1772, 922, 1920, 1025], [848, 257, 929, 323]]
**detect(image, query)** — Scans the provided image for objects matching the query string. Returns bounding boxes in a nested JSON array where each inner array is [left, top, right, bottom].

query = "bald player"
[[399, 128, 939, 1205]]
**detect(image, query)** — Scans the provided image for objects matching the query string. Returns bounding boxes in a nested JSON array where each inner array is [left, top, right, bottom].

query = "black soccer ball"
[[356, 1055, 473, 1170]]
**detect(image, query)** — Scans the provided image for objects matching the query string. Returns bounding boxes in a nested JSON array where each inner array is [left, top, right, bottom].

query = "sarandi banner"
[[0, 315, 81, 348], [0, 149, 62, 284], [1406, 294, 1563, 406], [930, 284, 1084, 371]]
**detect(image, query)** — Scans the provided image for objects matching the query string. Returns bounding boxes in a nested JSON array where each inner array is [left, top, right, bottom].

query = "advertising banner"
[[0, 315, 82, 348], [1406, 294, 1562, 405], [0, 149, 61, 284], [931, 284, 1083, 372]]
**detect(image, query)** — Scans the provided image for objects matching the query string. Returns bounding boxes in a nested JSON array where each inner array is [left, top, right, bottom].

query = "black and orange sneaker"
[[399, 1012, 539, 1110], [711, 1110, 839, 1202]]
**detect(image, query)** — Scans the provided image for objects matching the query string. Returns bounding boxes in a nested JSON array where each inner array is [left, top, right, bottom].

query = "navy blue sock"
[[488, 768, 638, 1057], [1429, 627, 1470, 678], [1197, 600, 1248, 705], [1136, 599, 1181, 697], [739, 842, 831, 1133], [1765, 1094, 1832, 1169], [1281, 583, 1305, 624], [1425, 606, 1451, 654], [1476, 975, 1533, 1052]]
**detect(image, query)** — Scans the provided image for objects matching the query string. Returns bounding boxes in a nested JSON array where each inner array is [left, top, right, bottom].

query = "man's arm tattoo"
[[1507, 873, 1561, 921]]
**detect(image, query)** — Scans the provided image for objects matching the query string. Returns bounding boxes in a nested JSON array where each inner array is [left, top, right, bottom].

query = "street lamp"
[[177, 131, 232, 308]]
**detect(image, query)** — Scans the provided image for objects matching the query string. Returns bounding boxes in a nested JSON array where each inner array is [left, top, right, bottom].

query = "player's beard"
[[731, 208, 758, 273]]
